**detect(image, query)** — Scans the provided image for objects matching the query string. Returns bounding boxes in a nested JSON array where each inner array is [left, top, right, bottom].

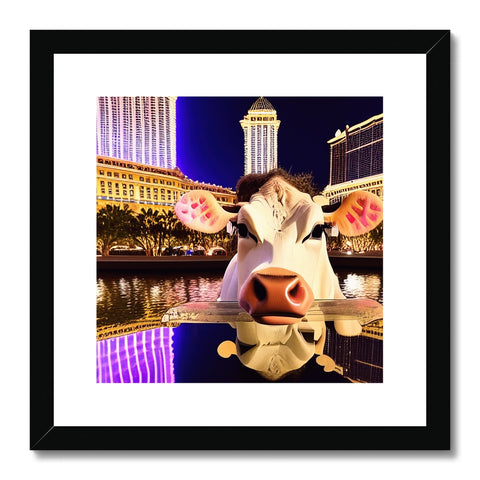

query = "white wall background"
[[1, 1, 476, 479]]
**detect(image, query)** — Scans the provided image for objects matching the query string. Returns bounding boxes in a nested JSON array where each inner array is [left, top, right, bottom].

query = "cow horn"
[[312, 195, 329, 207], [175, 190, 237, 234]]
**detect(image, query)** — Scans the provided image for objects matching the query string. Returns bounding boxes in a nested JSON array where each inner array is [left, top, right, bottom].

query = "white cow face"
[[217, 321, 328, 381], [232, 178, 343, 321], [174, 174, 383, 334]]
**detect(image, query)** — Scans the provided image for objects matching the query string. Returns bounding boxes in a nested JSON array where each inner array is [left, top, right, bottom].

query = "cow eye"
[[311, 224, 325, 238], [302, 224, 325, 243], [237, 223, 258, 243]]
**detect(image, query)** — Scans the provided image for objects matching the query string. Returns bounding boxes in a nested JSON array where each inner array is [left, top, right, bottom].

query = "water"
[[96, 272, 225, 340], [96, 268, 383, 383], [96, 269, 382, 338]]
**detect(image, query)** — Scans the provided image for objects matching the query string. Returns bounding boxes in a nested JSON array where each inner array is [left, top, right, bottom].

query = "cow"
[[174, 170, 383, 379], [216, 320, 336, 381]]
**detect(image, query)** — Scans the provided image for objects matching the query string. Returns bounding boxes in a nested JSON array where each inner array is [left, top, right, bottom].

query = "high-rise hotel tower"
[[322, 113, 383, 205], [96, 96, 177, 169], [240, 97, 281, 175]]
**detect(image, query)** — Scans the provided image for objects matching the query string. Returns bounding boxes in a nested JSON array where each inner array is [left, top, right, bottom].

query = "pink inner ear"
[[332, 191, 383, 236], [174, 190, 234, 234], [345, 213, 356, 224]]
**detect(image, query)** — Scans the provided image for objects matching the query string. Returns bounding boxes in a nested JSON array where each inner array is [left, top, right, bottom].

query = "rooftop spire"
[[249, 96, 276, 112]]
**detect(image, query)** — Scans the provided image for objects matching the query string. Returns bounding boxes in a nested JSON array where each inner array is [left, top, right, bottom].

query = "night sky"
[[176, 96, 383, 191]]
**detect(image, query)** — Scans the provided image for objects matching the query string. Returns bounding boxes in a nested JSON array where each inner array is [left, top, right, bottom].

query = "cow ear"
[[217, 340, 237, 358], [174, 190, 237, 234], [324, 191, 383, 237]]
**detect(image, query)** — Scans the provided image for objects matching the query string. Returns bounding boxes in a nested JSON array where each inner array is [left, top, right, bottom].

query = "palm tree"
[[97, 204, 135, 256], [159, 210, 181, 252], [130, 208, 164, 256]]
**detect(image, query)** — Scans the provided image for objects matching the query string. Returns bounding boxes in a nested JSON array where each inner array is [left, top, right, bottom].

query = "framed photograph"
[[30, 30, 450, 450]]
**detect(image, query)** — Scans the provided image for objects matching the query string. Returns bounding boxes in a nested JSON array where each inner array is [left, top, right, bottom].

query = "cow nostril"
[[287, 282, 302, 302], [253, 277, 267, 302]]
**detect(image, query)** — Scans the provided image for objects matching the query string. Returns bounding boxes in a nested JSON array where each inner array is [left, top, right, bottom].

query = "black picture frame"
[[30, 30, 450, 450]]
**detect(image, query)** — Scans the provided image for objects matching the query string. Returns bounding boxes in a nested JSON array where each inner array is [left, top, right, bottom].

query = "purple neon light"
[[96, 327, 175, 383]]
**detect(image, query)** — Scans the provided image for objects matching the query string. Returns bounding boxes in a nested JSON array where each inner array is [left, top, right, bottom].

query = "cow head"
[[175, 173, 382, 335], [217, 321, 330, 381]]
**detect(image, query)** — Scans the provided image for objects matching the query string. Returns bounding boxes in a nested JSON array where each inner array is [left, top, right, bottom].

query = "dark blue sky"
[[176, 96, 382, 191]]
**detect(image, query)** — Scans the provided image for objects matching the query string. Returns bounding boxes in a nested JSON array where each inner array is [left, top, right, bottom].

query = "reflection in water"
[[96, 328, 174, 383], [218, 321, 326, 381], [335, 270, 383, 303], [96, 270, 383, 383], [96, 273, 224, 340]]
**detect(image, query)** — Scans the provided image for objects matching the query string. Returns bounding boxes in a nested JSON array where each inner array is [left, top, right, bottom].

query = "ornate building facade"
[[240, 97, 281, 175], [96, 97, 177, 169], [322, 113, 383, 205], [96, 156, 236, 214]]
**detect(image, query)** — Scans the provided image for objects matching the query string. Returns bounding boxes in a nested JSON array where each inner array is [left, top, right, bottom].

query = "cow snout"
[[238, 267, 314, 325]]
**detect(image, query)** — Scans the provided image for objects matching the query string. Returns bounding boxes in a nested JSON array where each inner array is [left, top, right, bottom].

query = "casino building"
[[96, 156, 236, 214], [322, 113, 383, 205], [96, 96, 177, 169], [240, 97, 281, 176], [96, 96, 236, 213]]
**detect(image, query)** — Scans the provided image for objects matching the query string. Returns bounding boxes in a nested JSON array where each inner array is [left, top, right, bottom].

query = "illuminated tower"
[[323, 113, 383, 205], [240, 97, 281, 175], [96, 96, 177, 168]]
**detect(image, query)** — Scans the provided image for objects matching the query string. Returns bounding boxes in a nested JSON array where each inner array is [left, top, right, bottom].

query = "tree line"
[[97, 201, 382, 257], [97, 169, 382, 257], [96, 204, 235, 256]]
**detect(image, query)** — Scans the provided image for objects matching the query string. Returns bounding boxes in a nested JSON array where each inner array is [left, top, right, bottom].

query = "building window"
[[99, 170, 104, 175], [107, 172, 112, 177], [140, 176, 144, 182], [153, 179, 158, 184], [114, 173, 119, 178], [100, 180, 105, 186], [128, 174, 133, 180], [122, 174, 126, 179]]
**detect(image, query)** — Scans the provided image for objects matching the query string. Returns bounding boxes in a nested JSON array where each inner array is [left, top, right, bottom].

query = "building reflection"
[[339, 273, 382, 303], [95, 318, 383, 383], [323, 321, 383, 383], [96, 328, 175, 383], [96, 272, 383, 382], [96, 273, 224, 340]]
